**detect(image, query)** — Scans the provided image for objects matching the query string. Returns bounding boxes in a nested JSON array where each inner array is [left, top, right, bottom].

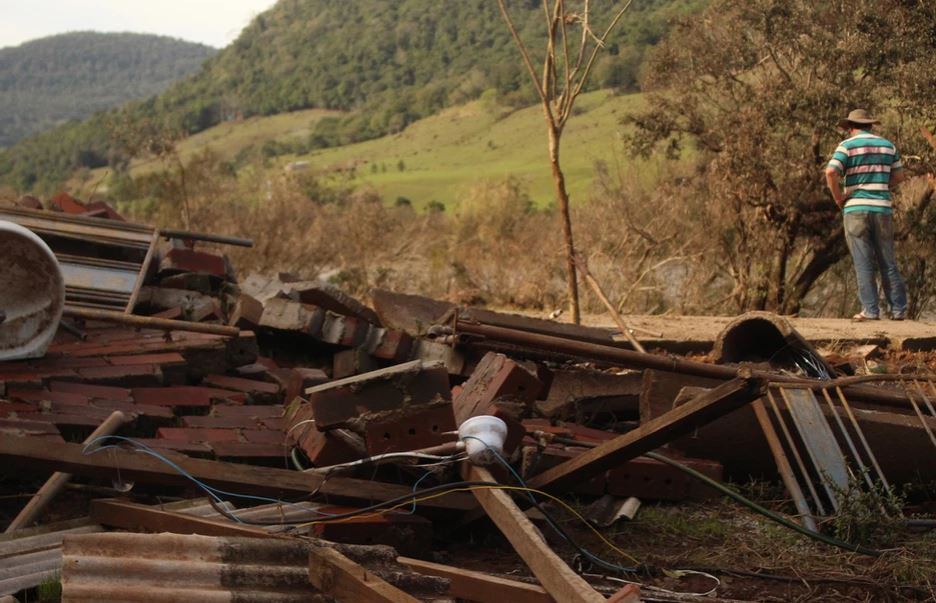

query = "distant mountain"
[[0, 0, 705, 193], [0, 32, 216, 147]]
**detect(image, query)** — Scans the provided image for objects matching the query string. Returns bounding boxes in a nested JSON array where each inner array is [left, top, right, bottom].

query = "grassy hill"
[[79, 89, 688, 210], [0, 32, 215, 147], [0, 0, 705, 194]]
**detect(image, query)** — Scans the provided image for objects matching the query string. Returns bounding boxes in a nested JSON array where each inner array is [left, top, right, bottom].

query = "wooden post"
[[528, 374, 767, 492], [465, 465, 609, 603], [6, 411, 130, 532]]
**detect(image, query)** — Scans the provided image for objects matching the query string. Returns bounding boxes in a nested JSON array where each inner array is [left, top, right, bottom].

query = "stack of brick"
[[285, 360, 456, 467]]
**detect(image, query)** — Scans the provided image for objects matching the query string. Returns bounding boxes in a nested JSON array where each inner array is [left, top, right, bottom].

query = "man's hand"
[[824, 168, 845, 209]]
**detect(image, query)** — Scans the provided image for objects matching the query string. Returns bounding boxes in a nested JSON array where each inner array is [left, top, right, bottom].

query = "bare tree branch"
[[496, 0, 555, 124]]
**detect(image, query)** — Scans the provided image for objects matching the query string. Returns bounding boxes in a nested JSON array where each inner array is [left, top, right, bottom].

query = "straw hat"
[[838, 109, 880, 129]]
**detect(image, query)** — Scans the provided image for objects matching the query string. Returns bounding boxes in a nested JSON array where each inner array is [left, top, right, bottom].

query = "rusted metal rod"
[[5, 411, 130, 532], [453, 319, 916, 409], [159, 228, 254, 248], [63, 307, 241, 337]]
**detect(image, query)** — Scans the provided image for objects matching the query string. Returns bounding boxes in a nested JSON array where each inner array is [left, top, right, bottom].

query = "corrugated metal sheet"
[[0, 518, 104, 596], [61, 532, 324, 603], [0, 207, 156, 312]]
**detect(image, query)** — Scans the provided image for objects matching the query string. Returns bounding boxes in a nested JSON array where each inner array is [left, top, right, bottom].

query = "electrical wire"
[[461, 435, 640, 572], [643, 451, 882, 557], [82, 436, 341, 521]]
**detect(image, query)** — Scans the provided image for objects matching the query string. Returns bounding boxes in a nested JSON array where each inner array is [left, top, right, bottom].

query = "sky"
[[0, 0, 279, 50]]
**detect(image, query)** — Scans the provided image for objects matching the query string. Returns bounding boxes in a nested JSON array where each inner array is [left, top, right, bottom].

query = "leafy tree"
[[626, 0, 936, 314]]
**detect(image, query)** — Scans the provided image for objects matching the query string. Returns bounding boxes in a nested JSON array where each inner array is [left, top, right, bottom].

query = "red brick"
[[50, 381, 132, 402], [160, 248, 228, 278], [48, 191, 87, 214], [0, 402, 40, 415], [7, 388, 89, 405], [156, 427, 240, 443], [370, 329, 413, 362], [32, 356, 110, 369], [0, 372, 46, 389], [332, 348, 377, 379], [260, 417, 285, 430], [453, 353, 543, 425], [607, 456, 723, 501], [109, 353, 186, 366], [18, 412, 104, 428], [90, 399, 174, 419], [306, 361, 451, 430], [453, 353, 543, 453], [0, 417, 60, 436], [78, 365, 163, 386], [133, 439, 213, 455], [241, 429, 285, 444], [363, 403, 456, 456], [181, 415, 263, 429], [210, 442, 283, 458], [212, 404, 284, 419], [202, 374, 281, 396], [132, 386, 246, 407]]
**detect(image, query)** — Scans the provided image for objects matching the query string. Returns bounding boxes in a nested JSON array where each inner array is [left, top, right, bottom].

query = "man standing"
[[825, 109, 908, 321]]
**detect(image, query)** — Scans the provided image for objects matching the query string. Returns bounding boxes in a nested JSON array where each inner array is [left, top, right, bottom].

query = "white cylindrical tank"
[[0, 221, 65, 360]]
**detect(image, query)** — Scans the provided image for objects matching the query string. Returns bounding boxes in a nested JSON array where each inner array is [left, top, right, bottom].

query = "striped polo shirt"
[[827, 131, 902, 214]]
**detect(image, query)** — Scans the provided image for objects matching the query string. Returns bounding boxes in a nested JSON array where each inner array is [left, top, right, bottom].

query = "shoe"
[[852, 311, 879, 322], [891, 312, 907, 321]]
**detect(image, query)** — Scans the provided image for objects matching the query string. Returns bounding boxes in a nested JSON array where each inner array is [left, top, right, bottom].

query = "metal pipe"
[[159, 228, 254, 248], [5, 411, 130, 532], [453, 319, 918, 409], [63, 306, 241, 337]]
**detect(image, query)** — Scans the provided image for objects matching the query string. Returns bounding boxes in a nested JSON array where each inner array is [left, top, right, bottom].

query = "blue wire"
[[461, 434, 637, 574], [83, 435, 340, 520]]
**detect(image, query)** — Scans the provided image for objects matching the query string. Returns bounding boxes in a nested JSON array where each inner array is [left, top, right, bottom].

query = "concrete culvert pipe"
[[0, 221, 65, 360]]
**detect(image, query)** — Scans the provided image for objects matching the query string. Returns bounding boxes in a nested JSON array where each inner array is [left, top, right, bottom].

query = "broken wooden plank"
[[529, 374, 767, 492], [309, 546, 421, 603], [0, 436, 475, 511], [465, 465, 606, 603], [90, 499, 276, 539], [399, 557, 555, 603]]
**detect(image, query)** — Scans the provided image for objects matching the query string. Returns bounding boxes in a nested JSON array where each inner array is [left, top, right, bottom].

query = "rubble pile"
[[1, 198, 935, 602]]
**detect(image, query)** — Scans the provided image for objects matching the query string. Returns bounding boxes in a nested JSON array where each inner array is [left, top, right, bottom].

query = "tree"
[[497, 0, 631, 324], [626, 0, 936, 315]]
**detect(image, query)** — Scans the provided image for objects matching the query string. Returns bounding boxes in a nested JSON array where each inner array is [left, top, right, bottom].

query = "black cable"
[[643, 451, 882, 557]]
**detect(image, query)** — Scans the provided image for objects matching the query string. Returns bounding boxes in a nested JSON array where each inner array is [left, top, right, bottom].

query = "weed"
[[827, 477, 905, 547], [37, 573, 61, 602]]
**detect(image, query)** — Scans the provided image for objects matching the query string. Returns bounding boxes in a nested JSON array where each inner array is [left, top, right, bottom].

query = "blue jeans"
[[843, 211, 907, 318]]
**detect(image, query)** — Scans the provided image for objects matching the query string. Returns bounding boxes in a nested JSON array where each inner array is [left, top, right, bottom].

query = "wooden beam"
[[6, 411, 130, 532], [465, 465, 607, 603], [529, 374, 767, 492], [309, 546, 421, 603], [90, 498, 276, 539], [399, 557, 555, 603], [0, 436, 475, 511]]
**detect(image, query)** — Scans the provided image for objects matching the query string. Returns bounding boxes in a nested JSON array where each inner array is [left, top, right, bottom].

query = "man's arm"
[[891, 168, 905, 187], [825, 168, 845, 209]]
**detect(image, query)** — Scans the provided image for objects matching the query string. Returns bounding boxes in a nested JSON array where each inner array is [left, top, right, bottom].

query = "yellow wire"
[[298, 484, 639, 566]]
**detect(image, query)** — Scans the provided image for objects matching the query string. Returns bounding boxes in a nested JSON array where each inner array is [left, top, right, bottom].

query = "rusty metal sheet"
[[0, 518, 103, 596], [61, 532, 320, 602]]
